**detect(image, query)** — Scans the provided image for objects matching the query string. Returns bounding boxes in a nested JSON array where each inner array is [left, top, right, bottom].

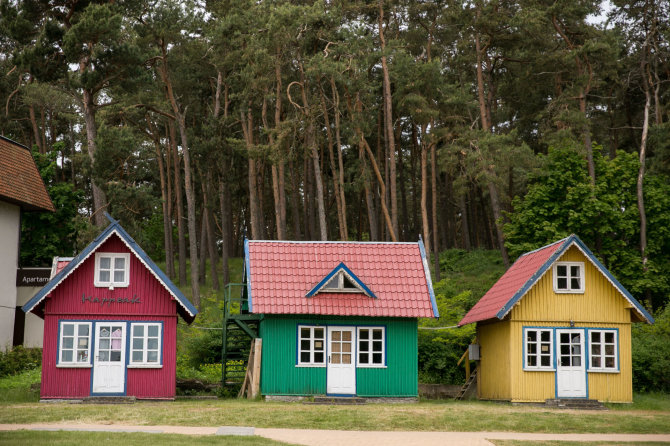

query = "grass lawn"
[[0, 431, 295, 446]]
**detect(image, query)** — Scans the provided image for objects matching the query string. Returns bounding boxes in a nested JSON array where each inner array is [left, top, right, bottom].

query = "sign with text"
[[82, 293, 142, 306], [16, 268, 51, 287]]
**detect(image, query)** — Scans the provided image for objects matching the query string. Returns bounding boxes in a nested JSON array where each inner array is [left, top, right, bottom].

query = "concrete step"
[[545, 399, 607, 410], [307, 396, 367, 405], [82, 396, 137, 404]]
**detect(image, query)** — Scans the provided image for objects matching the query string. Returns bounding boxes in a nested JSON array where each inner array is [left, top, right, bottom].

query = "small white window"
[[129, 323, 162, 367], [358, 327, 385, 367], [553, 262, 584, 293], [58, 321, 92, 366], [321, 271, 362, 293], [297, 325, 326, 366], [94, 253, 130, 289], [589, 330, 618, 372], [524, 328, 553, 370]]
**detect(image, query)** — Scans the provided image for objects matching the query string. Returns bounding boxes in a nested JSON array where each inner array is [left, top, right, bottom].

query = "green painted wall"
[[259, 315, 418, 397]]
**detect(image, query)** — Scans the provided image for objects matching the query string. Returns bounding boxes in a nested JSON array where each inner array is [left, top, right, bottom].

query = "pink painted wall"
[[41, 234, 179, 399]]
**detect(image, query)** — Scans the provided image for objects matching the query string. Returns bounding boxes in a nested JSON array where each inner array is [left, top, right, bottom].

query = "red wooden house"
[[23, 214, 197, 400]]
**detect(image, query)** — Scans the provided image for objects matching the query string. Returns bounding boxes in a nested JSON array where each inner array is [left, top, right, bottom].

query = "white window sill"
[[127, 364, 163, 369], [553, 289, 585, 294], [523, 368, 555, 372], [57, 363, 92, 368], [357, 365, 387, 369], [295, 364, 326, 368], [588, 369, 619, 373]]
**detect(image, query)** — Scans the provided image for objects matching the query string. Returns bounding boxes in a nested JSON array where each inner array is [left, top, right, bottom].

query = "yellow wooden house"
[[458, 235, 654, 403]]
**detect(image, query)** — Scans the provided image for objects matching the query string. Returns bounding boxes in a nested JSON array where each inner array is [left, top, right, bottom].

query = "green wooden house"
[[225, 240, 438, 398]]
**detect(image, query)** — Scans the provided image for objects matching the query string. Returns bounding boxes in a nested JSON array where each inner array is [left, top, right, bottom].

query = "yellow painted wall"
[[477, 321, 511, 400], [479, 245, 635, 402]]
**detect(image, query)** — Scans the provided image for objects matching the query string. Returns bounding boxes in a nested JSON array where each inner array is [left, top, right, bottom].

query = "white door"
[[92, 323, 126, 394], [556, 329, 586, 398], [326, 327, 356, 395]]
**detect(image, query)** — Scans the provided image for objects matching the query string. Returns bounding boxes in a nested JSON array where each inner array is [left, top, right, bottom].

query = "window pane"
[[527, 331, 536, 341], [561, 356, 570, 366], [556, 265, 567, 276], [372, 341, 382, 352], [342, 354, 351, 364], [77, 350, 88, 362], [314, 340, 323, 351], [61, 350, 73, 362], [134, 325, 144, 337], [605, 345, 614, 355], [114, 257, 125, 269], [342, 343, 351, 353], [372, 329, 382, 340], [113, 270, 125, 283], [342, 331, 351, 341], [99, 257, 111, 269], [300, 352, 310, 363], [78, 325, 89, 336], [592, 357, 601, 368], [592, 344, 601, 355], [360, 353, 369, 364], [148, 325, 159, 337], [100, 339, 110, 349], [571, 278, 581, 289], [372, 353, 382, 364], [132, 351, 143, 362], [332, 353, 341, 364], [314, 328, 324, 339], [561, 345, 570, 355], [605, 332, 614, 343], [572, 356, 581, 367], [605, 357, 615, 368], [324, 275, 339, 289], [541, 331, 550, 342], [148, 338, 158, 350], [300, 340, 310, 350], [63, 324, 74, 336], [332, 343, 341, 353], [111, 351, 121, 362], [332, 331, 341, 341], [561, 333, 569, 343], [570, 265, 580, 277], [540, 356, 550, 367], [78, 338, 88, 348], [99, 270, 110, 283], [133, 338, 143, 350], [591, 332, 600, 342], [63, 337, 73, 349], [359, 330, 369, 340], [359, 340, 368, 352], [528, 343, 537, 354], [147, 351, 158, 362], [111, 327, 122, 337], [314, 352, 324, 363], [99, 351, 109, 361], [527, 356, 536, 366], [300, 327, 310, 338], [342, 275, 356, 289], [557, 278, 567, 289]]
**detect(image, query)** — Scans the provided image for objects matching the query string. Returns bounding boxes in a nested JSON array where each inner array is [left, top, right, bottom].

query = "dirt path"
[[1, 423, 669, 445]]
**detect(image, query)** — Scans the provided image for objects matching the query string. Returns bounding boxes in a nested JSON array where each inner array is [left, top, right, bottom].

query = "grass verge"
[[0, 431, 295, 446]]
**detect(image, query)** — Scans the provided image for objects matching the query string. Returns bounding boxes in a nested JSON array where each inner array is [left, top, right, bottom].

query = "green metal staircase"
[[221, 283, 262, 388]]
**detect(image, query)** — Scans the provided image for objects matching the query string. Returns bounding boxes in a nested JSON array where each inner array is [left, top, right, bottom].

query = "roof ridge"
[[519, 236, 571, 257], [0, 135, 30, 151], [247, 239, 419, 245]]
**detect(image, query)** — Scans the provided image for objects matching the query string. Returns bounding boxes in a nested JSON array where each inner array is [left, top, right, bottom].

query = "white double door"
[[92, 323, 126, 394], [556, 329, 586, 398], [326, 327, 356, 395]]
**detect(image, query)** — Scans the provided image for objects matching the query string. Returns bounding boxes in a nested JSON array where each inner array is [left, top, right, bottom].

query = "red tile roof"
[[458, 239, 566, 326], [246, 241, 438, 318], [0, 136, 54, 212]]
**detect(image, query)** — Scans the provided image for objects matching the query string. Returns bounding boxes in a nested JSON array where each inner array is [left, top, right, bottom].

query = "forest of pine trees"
[[1, 0, 669, 312]]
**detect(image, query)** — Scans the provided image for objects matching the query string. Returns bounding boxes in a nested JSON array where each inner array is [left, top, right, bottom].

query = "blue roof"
[[306, 262, 377, 298], [22, 213, 198, 323]]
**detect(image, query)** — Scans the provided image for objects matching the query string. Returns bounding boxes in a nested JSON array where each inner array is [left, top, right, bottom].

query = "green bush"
[[632, 304, 670, 392], [0, 346, 42, 377]]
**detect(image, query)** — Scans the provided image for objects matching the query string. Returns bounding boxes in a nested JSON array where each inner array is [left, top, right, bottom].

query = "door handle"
[[328, 355, 331, 363]]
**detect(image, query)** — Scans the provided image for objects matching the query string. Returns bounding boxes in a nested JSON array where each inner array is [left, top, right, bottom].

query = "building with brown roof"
[[0, 136, 54, 351]]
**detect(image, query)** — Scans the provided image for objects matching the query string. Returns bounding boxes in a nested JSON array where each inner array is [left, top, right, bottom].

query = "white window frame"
[[553, 261, 585, 293], [297, 325, 326, 367], [588, 329, 619, 372], [523, 328, 554, 371], [357, 326, 386, 368], [319, 271, 363, 293], [57, 321, 92, 368], [94, 252, 130, 289], [128, 323, 163, 368]]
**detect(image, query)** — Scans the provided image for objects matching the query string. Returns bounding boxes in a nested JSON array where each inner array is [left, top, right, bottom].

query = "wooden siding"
[[45, 237, 177, 318], [477, 321, 511, 400], [259, 316, 417, 397], [41, 315, 177, 399], [494, 246, 635, 403]]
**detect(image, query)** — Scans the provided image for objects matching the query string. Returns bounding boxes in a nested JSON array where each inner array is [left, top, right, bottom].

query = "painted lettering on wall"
[[82, 293, 141, 306]]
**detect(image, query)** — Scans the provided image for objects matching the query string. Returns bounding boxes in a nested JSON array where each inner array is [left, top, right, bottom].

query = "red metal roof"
[[0, 136, 54, 212], [458, 239, 566, 326], [246, 241, 438, 318]]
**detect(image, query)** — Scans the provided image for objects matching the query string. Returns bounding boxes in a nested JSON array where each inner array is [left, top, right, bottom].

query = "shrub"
[[0, 346, 42, 377], [632, 304, 670, 392]]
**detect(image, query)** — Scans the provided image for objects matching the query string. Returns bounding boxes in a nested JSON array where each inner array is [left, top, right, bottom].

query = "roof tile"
[[0, 136, 54, 212]]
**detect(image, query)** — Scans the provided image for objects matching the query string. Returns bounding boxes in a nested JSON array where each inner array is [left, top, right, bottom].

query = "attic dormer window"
[[306, 262, 376, 298], [94, 253, 130, 289], [553, 262, 584, 293]]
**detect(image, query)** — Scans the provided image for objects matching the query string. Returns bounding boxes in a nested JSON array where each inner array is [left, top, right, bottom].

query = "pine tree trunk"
[[170, 120, 187, 286], [219, 178, 231, 286], [431, 141, 440, 281], [82, 88, 108, 226], [419, 126, 430, 259], [199, 211, 207, 285]]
